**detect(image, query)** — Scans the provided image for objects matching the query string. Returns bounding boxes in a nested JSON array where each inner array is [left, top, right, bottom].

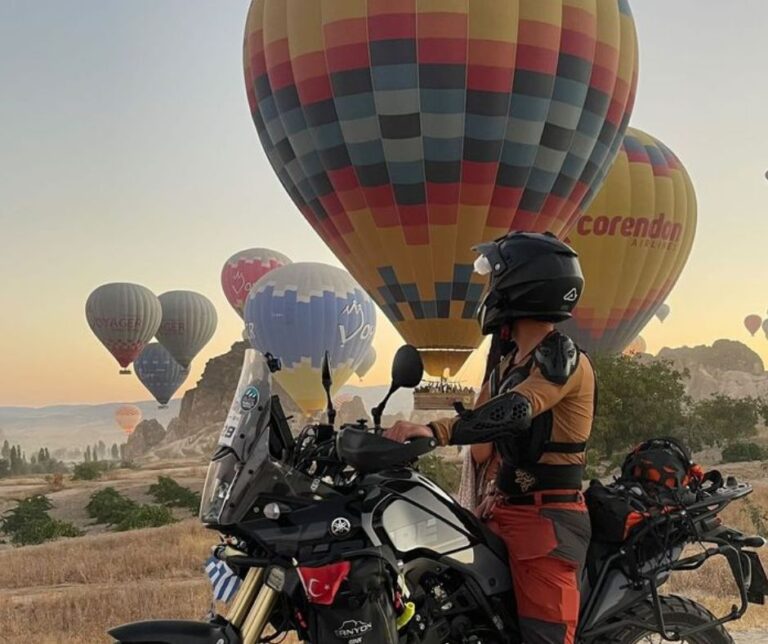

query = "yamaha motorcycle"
[[110, 346, 768, 644]]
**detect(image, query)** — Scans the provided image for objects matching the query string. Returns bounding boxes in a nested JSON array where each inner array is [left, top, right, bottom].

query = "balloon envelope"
[[134, 342, 189, 406], [221, 248, 292, 318], [655, 303, 671, 323], [86, 283, 162, 372], [744, 315, 762, 337], [355, 346, 376, 379], [115, 404, 142, 435], [561, 128, 697, 354], [245, 263, 376, 412], [244, 0, 639, 376], [623, 336, 647, 356], [762, 319, 768, 339], [156, 291, 218, 369]]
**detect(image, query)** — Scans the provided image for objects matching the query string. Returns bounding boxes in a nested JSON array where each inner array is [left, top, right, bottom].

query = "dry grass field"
[[1, 461, 768, 642]]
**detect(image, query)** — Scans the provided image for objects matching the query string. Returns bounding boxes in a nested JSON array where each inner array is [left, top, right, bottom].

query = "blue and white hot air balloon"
[[133, 342, 189, 408], [244, 263, 376, 412]]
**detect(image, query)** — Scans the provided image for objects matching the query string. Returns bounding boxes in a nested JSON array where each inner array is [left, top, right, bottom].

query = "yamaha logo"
[[330, 517, 351, 537], [563, 288, 579, 302]]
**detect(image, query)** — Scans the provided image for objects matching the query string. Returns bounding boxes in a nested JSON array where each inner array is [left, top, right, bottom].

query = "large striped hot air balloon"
[[156, 291, 218, 369], [134, 343, 189, 408], [115, 404, 142, 436], [221, 248, 292, 318], [355, 345, 376, 379], [244, 262, 376, 412], [86, 283, 162, 374], [244, 0, 639, 376], [561, 128, 697, 354]]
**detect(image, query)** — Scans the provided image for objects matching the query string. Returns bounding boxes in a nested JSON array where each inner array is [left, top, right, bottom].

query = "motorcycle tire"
[[606, 595, 734, 644]]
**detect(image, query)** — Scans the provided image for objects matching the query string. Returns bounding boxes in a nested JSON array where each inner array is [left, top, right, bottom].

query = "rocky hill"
[[656, 339, 768, 400]]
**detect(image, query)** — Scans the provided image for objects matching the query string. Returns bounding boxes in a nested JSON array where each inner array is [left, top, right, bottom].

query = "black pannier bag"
[[305, 558, 398, 644]]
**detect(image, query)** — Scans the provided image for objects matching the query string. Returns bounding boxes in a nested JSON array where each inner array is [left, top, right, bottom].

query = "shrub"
[[417, 454, 461, 495], [148, 477, 201, 513], [0, 495, 82, 545], [721, 442, 767, 464], [113, 504, 176, 531], [86, 487, 137, 525], [72, 461, 105, 481]]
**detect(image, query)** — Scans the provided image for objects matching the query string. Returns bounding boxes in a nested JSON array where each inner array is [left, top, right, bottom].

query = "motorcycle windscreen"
[[200, 349, 273, 524]]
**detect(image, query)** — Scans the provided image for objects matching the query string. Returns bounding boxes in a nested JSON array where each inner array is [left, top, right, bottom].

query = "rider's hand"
[[384, 421, 434, 443]]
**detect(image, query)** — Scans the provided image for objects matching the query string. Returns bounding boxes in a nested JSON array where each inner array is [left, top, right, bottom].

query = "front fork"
[[225, 567, 282, 644]]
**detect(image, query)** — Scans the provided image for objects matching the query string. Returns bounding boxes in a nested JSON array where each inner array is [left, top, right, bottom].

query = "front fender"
[[108, 618, 240, 643]]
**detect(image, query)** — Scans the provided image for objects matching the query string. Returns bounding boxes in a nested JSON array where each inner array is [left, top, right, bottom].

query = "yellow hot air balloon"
[[244, 0, 639, 376], [115, 404, 142, 436], [561, 128, 697, 353]]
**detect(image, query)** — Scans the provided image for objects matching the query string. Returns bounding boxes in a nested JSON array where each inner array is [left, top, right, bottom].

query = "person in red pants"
[[386, 232, 595, 644]]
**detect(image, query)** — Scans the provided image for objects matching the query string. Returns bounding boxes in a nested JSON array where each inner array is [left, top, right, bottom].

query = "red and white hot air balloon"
[[744, 315, 762, 337], [221, 249, 291, 318]]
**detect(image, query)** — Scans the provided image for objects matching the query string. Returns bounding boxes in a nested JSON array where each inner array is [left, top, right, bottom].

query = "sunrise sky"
[[2, 0, 767, 407]]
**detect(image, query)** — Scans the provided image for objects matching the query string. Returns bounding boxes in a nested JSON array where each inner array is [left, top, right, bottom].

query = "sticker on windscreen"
[[240, 385, 260, 411]]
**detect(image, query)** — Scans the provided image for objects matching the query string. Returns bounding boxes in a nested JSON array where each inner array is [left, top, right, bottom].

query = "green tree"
[[591, 354, 689, 459], [110, 444, 119, 460], [114, 504, 176, 531], [86, 487, 137, 525], [84, 446, 91, 462], [1, 440, 10, 460], [688, 395, 761, 448], [72, 461, 104, 481], [0, 459, 9, 478]]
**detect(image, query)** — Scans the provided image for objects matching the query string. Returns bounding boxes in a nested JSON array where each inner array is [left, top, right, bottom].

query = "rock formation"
[[124, 419, 166, 461]]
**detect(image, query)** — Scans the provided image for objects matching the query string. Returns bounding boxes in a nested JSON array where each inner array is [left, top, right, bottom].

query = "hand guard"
[[449, 391, 532, 445]]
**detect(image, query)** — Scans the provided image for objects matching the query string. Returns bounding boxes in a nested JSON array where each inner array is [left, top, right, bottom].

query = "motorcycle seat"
[[456, 505, 509, 564]]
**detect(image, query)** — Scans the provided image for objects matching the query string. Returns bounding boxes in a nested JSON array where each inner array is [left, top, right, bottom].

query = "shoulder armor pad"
[[534, 332, 579, 385]]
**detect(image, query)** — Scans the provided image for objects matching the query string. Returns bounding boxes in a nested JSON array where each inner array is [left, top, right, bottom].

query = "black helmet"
[[474, 231, 584, 335]]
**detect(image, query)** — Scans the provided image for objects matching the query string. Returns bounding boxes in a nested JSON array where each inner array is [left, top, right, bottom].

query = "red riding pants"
[[486, 493, 591, 644]]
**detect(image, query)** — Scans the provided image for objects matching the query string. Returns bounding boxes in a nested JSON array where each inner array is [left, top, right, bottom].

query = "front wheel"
[[606, 595, 734, 644]]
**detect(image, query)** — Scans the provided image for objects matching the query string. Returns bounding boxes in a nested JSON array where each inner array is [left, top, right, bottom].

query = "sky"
[[1, 0, 767, 407]]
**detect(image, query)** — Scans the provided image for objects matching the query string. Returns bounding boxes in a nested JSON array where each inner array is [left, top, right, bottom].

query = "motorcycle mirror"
[[372, 345, 423, 430], [391, 345, 423, 389], [321, 351, 336, 425]]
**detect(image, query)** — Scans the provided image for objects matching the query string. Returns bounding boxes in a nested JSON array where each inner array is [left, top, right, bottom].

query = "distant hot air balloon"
[[744, 315, 762, 337], [244, 0, 639, 377], [221, 248, 292, 318], [355, 346, 376, 380], [655, 303, 671, 323], [561, 128, 696, 354], [245, 263, 376, 413], [623, 336, 647, 356], [156, 291, 218, 369], [115, 404, 142, 436], [762, 319, 768, 339], [133, 343, 189, 408], [86, 283, 162, 374]]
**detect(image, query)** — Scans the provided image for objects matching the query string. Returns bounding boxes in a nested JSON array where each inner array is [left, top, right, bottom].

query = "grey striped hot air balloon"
[[156, 291, 218, 369], [86, 283, 162, 374]]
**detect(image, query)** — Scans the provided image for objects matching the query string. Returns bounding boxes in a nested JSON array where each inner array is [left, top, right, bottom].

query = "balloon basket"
[[158, 405, 168, 409], [119, 369, 131, 375]]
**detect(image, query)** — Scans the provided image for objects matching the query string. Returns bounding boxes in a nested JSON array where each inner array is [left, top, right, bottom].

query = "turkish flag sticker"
[[297, 562, 352, 606]]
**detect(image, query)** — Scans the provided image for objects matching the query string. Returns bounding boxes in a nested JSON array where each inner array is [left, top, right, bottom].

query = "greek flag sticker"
[[204, 556, 242, 603]]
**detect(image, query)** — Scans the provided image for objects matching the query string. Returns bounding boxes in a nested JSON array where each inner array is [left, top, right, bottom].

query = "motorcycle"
[[110, 345, 768, 644]]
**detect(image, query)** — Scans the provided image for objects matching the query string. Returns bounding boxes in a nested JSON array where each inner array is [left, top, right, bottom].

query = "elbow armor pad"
[[450, 391, 532, 445]]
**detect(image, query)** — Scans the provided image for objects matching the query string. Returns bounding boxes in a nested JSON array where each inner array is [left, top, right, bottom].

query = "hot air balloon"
[[245, 263, 376, 413], [623, 336, 647, 356], [243, 0, 639, 377], [762, 319, 768, 339], [86, 283, 162, 374], [221, 248, 292, 318], [560, 128, 696, 354], [115, 404, 142, 436], [355, 346, 376, 380], [655, 303, 671, 323], [156, 291, 218, 369], [133, 343, 189, 408], [744, 315, 762, 337]]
